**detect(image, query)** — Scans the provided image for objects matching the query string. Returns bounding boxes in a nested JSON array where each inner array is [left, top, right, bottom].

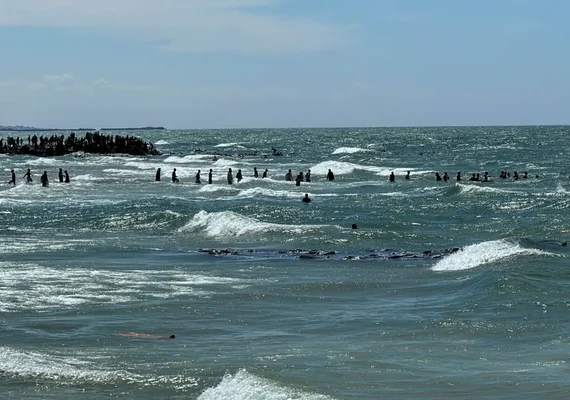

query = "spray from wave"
[[432, 240, 549, 272], [198, 370, 333, 400], [179, 211, 321, 238]]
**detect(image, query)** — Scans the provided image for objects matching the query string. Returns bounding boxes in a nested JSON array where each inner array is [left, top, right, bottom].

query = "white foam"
[[432, 240, 549, 272], [0, 261, 250, 312], [163, 155, 215, 164], [236, 187, 302, 199], [179, 211, 320, 237], [215, 142, 240, 148], [331, 147, 370, 154], [198, 370, 333, 400], [456, 183, 516, 195], [0, 347, 198, 389], [154, 139, 170, 145], [309, 161, 411, 177]]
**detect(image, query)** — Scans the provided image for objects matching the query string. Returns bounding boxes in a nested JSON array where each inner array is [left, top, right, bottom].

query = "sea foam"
[[198, 369, 333, 400], [432, 240, 548, 272], [331, 147, 370, 154]]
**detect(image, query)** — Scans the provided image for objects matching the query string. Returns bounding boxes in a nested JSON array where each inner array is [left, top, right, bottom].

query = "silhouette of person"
[[295, 172, 304, 186], [155, 168, 161, 181], [305, 169, 311, 182], [285, 169, 293, 181], [227, 168, 234, 185], [389, 171, 395, 182], [172, 168, 179, 183], [208, 169, 213, 184], [64, 170, 70, 183], [456, 171, 462, 181], [8, 169, 16, 185], [236, 169, 243, 182], [327, 169, 335, 181], [253, 167, 259, 178], [262, 169, 268, 178], [195, 169, 201, 184], [40, 171, 49, 187], [23, 168, 32, 183], [58, 168, 64, 183], [405, 171, 410, 180], [302, 193, 312, 203]]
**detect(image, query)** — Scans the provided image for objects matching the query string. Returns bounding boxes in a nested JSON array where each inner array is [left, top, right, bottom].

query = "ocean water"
[[1, 126, 570, 399]]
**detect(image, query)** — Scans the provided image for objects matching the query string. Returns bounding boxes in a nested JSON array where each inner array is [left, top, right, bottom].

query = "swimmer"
[[236, 169, 243, 182], [155, 168, 161, 182], [114, 332, 175, 339], [227, 168, 234, 185], [253, 167, 258, 178], [302, 193, 311, 203], [405, 171, 410, 180], [295, 172, 303, 186], [389, 171, 395, 182], [305, 169, 311, 182], [8, 169, 15, 185], [64, 170, 70, 183], [262, 169, 268, 178], [285, 169, 293, 181], [327, 169, 335, 181], [40, 171, 49, 187], [456, 171, 462, 181]]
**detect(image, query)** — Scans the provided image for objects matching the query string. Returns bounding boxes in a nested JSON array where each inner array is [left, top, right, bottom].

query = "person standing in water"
[[327, 169, 335, 181], [208, 169, 213, 184], [172, 168, 179, 183], [58, 168, 64, 183], [262, 169, 268, 178], [302, 193, 312, 203], [227, 168, 234, 185], [64, 170, 70, 183], [295, 172, 304, 186], [305, 169, 311, 182], [155, 168, 161, 181], [40, 171, 49, 187], [253, 167, 259, 178], [389, 172, 395, 182], [195, 170, 201, 184], [285, 169, 293, 181], [8, 169, 16, 185], [405, 171, 410, 180], [236, 169, 243, 182], [23, 168, 32, 183]]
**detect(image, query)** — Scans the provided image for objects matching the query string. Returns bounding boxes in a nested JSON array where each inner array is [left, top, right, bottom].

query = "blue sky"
[[0, 0, 568, 129]]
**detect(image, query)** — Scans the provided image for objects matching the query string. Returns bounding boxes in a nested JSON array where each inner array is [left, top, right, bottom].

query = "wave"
[[163, 155, 216, 164], [198, 370, 333, 400], [309, 161, 417, 177], [178, 211, 321, 238], [154, 139, 170, 145], [331, 147, 370, 154], [432, 240, 549, 272], [453, 183, 517, 195], [215, 142, 240, 148], [236, 187, 304, 199]]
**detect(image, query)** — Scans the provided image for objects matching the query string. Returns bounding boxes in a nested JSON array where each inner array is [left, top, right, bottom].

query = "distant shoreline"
[[0, 127, 166, 132]]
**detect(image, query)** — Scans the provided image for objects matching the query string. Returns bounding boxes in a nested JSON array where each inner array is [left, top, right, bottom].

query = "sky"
[[0, 0, 568, 129]]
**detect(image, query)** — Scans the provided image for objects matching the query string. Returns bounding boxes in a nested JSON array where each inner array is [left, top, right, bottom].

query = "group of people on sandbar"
[[6, 167, 70, 186]]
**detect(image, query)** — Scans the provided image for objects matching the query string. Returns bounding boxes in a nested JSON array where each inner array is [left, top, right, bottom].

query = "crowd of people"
[[0, 132, 160, 156], [7, 167, 70, 186]]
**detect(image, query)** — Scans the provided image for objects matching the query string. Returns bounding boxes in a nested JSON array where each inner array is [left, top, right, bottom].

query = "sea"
[[1, 126, 570, 399]]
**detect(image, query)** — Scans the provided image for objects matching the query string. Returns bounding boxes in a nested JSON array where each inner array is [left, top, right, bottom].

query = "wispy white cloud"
[[0, 0, 349, 53]]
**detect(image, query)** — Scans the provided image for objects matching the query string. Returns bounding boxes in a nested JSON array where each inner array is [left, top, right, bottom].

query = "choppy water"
[[1, 126, 570, 399]]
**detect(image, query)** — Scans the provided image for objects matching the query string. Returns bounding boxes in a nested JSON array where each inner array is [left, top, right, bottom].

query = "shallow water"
[[1, 126, 570, 399]]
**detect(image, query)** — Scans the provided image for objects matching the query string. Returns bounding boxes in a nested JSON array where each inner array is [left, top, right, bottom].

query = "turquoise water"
[[1, 126, 570, 399]]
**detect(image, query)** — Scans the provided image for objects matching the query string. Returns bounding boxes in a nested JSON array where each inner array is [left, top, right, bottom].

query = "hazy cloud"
[[0, 0, 348, 53]]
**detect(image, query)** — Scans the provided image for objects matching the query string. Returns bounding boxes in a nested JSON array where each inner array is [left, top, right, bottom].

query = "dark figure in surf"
[[305, 169, 311, 182], [208, 169, 213, 184], [456, 171, 462, 181], [302, 193, 312, 203], [523, 171, 528, 179], [195, 170, 201, 184], [285, 169, 293, 181], [513, 171, 519, 181], [64, 170, 70, 183], [58, 168, 64, 183], [253, 167, 258, 178], [405, 171, 410, 180], [172, 168, 179, 183], [227, 168, 234, 185], [40, 171, 49, 187], [262, 169, 268, 178], [389, 171, 395, 182], [155, 168, 161, 181], [443, 172, 449, 182], [295, 172, 304, 186], [483, 172, 489, 182], [469, 174, 477, 181], [236, 169, 243, 182], [8, 169, 16, 185], [23, 168, 33, 183], [327, 169, 335, 181], [436, 172, 442, 181]]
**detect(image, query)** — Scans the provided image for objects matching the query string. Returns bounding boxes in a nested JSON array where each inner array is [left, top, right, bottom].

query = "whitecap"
[[154, 139, 170, 145], [198, 369, 333, 400], [432, 240, 549, 272], [331, 147, 370, 154]]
